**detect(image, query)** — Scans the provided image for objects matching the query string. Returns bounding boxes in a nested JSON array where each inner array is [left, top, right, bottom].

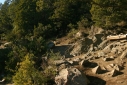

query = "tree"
[[12, 0, 39, 39], [91, 0, 127, 28], [51, 0, 91, 33], [0, 0, 12, 34], [36, 0, 55, 25], [13, 54, 44, 85]]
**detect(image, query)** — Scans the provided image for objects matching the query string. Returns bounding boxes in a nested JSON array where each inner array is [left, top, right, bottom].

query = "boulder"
[[70, 38, 93, 56], [47, 41, 55, 49], [105, 64, 121, 71], [55, 68, 88, 85], [92, 66, 102, 74], [80, 60, 98, 68]]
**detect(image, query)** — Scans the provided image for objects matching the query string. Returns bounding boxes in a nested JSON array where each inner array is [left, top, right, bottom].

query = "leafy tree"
[[13, 53, 44, 85], [91, 0, 127, 28]]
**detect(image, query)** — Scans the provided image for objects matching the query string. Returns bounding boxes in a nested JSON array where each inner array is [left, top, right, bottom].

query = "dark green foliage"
[[0, 48, 11, 73], [34, 23, 56, 39], [91, 0, 127, 28], [0, 0, 12, 34], [51, 0, 91, 33]]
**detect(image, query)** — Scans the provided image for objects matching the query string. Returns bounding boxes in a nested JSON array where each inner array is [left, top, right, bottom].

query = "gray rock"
[[55, 68, 88, 85], [70, 38, 93, 56], [47, 41, 55, 49]]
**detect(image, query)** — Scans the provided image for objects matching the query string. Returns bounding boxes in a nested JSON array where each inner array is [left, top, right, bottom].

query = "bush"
[[13, 53, 45, 85]]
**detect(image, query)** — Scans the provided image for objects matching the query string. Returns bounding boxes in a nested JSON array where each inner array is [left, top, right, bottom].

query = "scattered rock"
[[105, 64, 121, 72], [107, 69, 119, 77], [111, 48, 118, 54], [98, 40, 109, 49], [97, 51, 105, 57], [92, 66, 102, 74], [75, 31, 84, 38], [55, 68, 88, 85], [103, 43, 114, 53], [70, 38, 93, 56], [54, 60, 71, 66], [58, 64, 68, 71], [80, 59, 98, 68], [120, 49, 127, 60]]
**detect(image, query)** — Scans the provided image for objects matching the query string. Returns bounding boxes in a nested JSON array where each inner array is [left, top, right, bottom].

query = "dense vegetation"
[[0, 0, 127, 84]]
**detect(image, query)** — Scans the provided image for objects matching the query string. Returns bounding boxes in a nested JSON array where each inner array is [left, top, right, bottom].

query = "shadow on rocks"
[[87, 75, 106, 85]]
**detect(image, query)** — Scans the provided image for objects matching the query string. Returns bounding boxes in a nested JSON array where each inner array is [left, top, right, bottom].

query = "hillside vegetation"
[[0, 0, 127, 85]]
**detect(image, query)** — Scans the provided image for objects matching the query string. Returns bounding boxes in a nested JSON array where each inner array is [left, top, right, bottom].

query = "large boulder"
[[70, 38, 93, 56], [55, 68, 88, 85]]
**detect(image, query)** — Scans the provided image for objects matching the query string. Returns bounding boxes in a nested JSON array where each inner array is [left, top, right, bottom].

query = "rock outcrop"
[[55, 68, 88, 85]]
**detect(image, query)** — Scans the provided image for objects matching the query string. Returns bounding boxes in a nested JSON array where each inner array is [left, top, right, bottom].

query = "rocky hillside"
[[51, 27, 127, 85]]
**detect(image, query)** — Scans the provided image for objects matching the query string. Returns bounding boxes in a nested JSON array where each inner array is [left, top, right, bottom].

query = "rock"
[[58, 64, 68, 71], [75, 31, 84, 38], [54, 60, 71, 66], [55, 68, 88, 85], [97, 51, 105, 57], [47, 41, 55, 49], [92, 66, 102, 74], [114, 64, 121, 71], [103, 43, 114, 53], [94, 34, 104, 46], [80, 60, 90, 67], [80, 60, 98, 68], [107, 69, 119, 77], [98, 40, 109, 49], [68, 58, 81, 65], [105, 64, 121, 71], [105, 64, 115, 71], [120, 49, 127, 60], [111, 48, 118, 54], [70, 38, 93, 56]]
